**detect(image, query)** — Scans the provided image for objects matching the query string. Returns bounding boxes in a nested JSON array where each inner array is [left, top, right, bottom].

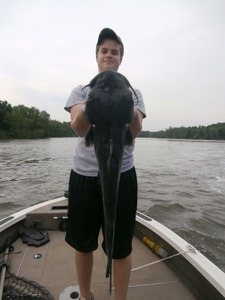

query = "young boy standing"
[[64, 28, 146, 300]]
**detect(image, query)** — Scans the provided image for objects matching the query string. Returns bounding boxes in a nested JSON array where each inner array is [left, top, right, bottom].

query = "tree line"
[[139, 123, 225, 140], [1, 100, 224, 140], [0, 100, 75, 139]]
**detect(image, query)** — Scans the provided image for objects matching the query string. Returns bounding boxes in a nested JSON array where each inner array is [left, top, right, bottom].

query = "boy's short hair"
[[96, 28, 124, 58]]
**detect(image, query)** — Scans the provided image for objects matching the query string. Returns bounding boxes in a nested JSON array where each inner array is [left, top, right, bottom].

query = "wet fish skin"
[[84, 70, 136, 293], [84, 70, 135, 130]]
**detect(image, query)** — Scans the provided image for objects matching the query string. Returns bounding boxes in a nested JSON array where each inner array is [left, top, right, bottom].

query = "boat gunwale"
[[0, 197, 65, 233], [136, 212, 225, 297], [1, 197, 225, 298]]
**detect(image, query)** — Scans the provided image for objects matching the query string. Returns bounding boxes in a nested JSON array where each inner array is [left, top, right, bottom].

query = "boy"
[[64, 28, 146, 300]]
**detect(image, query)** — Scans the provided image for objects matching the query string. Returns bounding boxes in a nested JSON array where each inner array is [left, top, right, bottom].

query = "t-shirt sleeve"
[[64, 85, 89, 113], [133, 89, 146, 118]]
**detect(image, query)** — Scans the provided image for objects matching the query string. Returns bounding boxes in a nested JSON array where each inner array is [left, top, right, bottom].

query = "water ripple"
[[1, 137, 225, 272]]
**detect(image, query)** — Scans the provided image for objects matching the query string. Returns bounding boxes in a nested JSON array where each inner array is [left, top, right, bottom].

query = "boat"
[[0, 196, 225, 300]]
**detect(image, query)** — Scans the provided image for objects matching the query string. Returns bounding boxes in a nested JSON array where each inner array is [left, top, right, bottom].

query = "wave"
[[176, 227, 225, 272], [23, 157, 52, 164]]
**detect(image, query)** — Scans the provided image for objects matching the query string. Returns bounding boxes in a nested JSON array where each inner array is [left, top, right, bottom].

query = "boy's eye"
[[100, 48, 119, 56]]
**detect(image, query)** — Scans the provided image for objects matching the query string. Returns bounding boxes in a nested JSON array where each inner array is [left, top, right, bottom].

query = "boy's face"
[[96, 39, 122, 73]]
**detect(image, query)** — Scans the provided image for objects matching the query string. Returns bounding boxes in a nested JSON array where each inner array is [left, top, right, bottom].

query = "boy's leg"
[[113, 254, 131, 300], [112, 167, 137, 299], [65, 171, 102, 299], [75, 250, 93, 300], [100, 168, 137, 299]]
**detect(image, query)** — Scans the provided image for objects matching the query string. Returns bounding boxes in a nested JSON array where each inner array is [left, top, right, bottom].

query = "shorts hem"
[[102, 246, 133, 260], [65, 237, 98, 253]]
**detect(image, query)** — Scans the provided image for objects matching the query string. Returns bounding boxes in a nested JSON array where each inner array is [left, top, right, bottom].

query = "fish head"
[[85, 70, 135, 126]]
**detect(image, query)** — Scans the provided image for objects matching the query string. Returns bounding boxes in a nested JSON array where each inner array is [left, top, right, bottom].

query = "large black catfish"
[[83, 70, 138, 293]]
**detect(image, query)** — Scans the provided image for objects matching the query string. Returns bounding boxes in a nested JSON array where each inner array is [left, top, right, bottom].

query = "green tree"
[[1, 100, 225, 140], [0, 100, 13, 138]]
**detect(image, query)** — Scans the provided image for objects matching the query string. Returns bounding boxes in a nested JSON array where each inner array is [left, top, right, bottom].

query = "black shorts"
[[65, 167, 137, 259]]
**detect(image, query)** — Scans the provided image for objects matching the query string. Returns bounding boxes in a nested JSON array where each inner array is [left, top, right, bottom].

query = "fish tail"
[[109, 271, 112, 294], [106, 260, 111, 278], [106, 260, 113, 294]]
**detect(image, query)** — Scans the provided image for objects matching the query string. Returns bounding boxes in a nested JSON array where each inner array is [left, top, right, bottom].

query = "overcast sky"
[[0, 0, 225, 131]]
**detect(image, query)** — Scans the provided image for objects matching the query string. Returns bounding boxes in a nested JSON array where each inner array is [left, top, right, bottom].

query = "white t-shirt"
[[64, 84, 146, 177]]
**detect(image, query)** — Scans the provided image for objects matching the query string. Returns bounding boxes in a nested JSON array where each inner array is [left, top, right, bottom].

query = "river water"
[[0, 138, 225, 272]]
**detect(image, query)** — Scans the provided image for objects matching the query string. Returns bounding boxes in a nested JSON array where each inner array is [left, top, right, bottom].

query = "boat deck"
[[9, 230, 196, 300]]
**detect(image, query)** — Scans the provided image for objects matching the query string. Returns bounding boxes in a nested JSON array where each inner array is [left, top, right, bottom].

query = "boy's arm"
[[70, 101, 90, 137], [71, 103, 143, 139], [128, 107, 143, 138]]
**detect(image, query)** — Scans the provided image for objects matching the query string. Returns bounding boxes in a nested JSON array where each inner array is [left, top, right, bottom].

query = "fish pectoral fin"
[[85, 126, 95, 147], [125, 126, 133, 146]]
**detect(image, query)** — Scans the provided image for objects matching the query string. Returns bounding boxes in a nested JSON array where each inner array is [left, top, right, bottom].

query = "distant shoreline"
[[1, 100, 224, 141]]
